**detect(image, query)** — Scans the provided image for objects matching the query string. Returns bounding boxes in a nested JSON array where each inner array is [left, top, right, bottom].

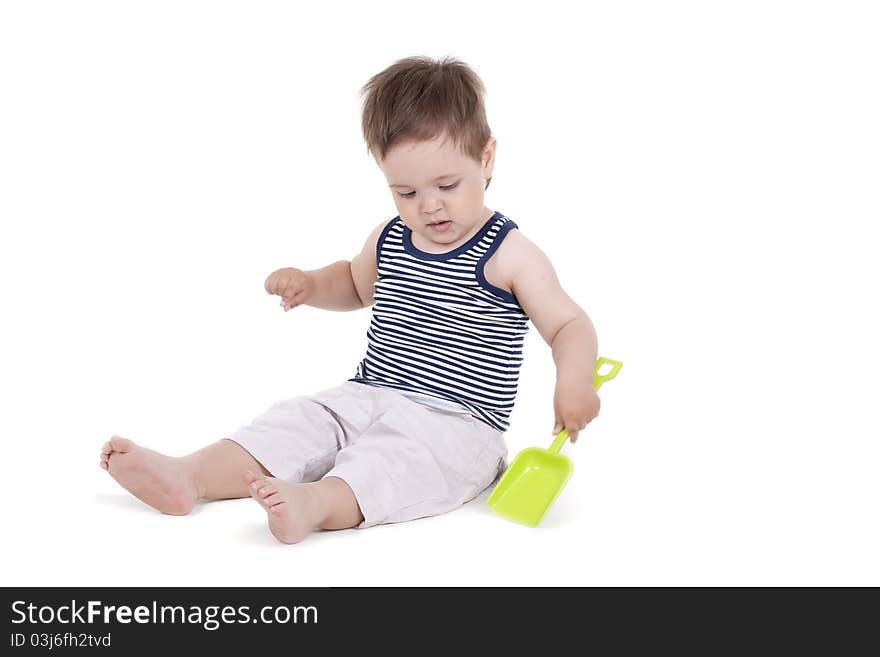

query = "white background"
[[1, 0, 877, 586]]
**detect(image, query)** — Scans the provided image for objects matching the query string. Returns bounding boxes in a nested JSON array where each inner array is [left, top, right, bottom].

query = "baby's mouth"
[[428, 220, 453, 231]]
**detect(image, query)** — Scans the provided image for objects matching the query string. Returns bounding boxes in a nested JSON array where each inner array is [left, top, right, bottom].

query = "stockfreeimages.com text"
[[11, 600, 317, 631]]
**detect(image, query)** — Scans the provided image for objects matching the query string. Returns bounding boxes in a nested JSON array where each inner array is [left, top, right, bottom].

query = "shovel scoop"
[[486, 356, 622, 526]]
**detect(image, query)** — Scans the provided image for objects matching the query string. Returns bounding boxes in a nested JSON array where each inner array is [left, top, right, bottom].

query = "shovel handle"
[[593, 357, 622, 391], [549, 428, 570, 453], [548, 356, 623, 453]]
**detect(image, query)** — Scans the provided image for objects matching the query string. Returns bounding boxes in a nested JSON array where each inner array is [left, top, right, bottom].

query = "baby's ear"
[[482, 137, 497, 171]]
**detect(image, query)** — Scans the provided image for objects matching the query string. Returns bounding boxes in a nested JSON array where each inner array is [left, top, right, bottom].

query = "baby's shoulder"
[[491, 225, 547, 272], [485, 225, 549, 291]]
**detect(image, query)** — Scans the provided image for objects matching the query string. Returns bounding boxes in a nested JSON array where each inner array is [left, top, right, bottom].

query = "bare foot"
[[243, 470, 321, 544], [100, 435, 199, 515]]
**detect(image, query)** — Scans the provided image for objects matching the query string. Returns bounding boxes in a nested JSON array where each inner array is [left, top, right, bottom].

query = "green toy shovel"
[[486, 356, 622, 526]]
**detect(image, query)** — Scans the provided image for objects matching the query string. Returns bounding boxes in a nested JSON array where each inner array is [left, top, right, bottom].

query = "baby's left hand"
[[552, 374, 601, 443]]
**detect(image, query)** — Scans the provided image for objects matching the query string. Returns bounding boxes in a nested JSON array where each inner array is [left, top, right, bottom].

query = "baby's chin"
[[422, 225, 464, 245], [424, 231, 458, 244]]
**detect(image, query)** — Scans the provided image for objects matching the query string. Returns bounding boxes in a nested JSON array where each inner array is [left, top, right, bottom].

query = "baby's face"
[[379, 132, 496, 251]]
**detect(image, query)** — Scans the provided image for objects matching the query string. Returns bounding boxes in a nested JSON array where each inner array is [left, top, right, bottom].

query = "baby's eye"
[[397, 182, 459, 199]]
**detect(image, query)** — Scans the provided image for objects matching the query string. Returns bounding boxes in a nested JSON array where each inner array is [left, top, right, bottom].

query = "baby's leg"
[[243, 472, 363, 544], [100, 436, 270, 515], [183, 439, 271, 500]]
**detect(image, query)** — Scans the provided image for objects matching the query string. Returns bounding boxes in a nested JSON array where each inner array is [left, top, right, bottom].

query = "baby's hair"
[[359, 55, 493, 190]]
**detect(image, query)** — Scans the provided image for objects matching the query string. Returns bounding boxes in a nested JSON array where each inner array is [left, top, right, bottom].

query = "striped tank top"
[[350, 210, 530, 432]]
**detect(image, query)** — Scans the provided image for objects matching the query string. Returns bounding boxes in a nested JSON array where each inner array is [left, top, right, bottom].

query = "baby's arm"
[[504, 231, 600, 442], [265, 220, 386, 312]]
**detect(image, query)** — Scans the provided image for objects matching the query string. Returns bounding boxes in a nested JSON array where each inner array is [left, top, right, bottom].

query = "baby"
[[99, 55, 600, 543]]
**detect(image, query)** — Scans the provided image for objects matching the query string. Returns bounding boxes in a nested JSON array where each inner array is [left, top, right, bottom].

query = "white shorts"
[[227, 381, 508, 528]]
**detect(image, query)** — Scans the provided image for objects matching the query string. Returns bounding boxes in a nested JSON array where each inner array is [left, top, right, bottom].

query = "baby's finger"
[[265, 273, 279, 295], [279, 279, 302, 299], [566, 420, 587, 443], [283, 290, 308, 311]]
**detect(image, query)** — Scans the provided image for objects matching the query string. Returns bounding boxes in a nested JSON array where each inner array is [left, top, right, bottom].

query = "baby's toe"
[[261, 491, 283, 508], [109, 435, 134, 452], [242, 470, 262, 486], [261, 492, 282, 507]]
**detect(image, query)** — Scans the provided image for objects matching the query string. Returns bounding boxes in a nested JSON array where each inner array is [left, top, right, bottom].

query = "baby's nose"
[[419, 197, 443, 215]]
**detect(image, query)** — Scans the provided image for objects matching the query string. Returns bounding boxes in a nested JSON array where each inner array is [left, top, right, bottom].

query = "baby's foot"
[[243, 470, 320, 544], [100, 435, 199, 515]]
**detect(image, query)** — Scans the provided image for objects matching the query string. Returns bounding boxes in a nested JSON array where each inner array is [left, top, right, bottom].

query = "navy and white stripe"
[[350, 211, 530, 432]]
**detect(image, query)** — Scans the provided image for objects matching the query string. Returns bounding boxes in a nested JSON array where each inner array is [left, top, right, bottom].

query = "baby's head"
[[360, 56, 497, 249]]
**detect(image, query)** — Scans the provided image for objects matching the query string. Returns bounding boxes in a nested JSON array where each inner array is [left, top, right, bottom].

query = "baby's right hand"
[[264, 267, 314, 311]]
